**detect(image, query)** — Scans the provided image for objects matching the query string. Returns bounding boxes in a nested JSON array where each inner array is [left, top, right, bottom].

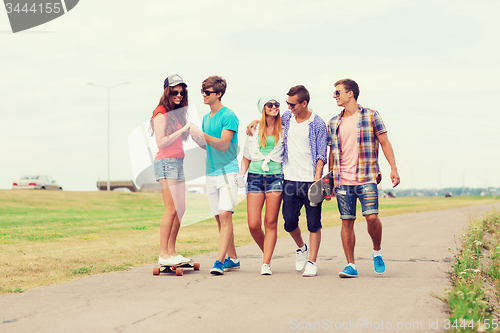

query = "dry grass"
[[0, 190, 498, 294]]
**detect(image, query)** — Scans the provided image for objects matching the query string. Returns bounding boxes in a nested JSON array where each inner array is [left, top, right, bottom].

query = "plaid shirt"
[[282, 110, 327, 177], [327, 104, 387, 188]]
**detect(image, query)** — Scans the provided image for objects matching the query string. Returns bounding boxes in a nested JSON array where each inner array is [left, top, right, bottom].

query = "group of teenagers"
[[150, 74, 400, 278]]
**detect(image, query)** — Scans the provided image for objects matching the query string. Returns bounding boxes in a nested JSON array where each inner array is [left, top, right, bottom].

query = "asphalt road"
[[1, 203, 499, 333]]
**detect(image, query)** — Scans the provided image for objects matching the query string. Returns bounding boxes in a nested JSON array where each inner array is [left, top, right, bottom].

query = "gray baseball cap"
[[163, 74, 187, 89]]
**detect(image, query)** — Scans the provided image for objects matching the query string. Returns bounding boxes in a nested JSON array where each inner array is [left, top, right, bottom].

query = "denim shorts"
[[335, 183, 379, 220], [282, 180, 322, 233], [246, 173, 283, 194], [154, 158, 185, 182]]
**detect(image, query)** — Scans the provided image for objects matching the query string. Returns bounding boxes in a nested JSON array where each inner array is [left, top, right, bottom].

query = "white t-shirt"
[[283, 113, 314, 182]]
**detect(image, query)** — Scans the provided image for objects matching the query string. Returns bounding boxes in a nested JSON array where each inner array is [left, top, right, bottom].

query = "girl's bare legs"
[[159, 178, 186, 258], [247, 192, 266, 252], [247, 191, 282, 265], [262, 191, 282, 265]]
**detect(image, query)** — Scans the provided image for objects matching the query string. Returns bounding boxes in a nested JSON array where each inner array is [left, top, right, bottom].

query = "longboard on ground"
[[153, 262, 201, 276]]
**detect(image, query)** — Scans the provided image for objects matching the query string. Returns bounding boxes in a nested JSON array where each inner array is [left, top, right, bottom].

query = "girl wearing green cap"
[[239, 97, 284, 275]]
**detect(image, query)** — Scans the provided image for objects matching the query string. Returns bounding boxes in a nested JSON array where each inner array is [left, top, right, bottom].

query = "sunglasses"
[[333, 89, 351, 97], [265, 102, 280, 108], [286, 101, 300, 108], [171, 90, 185, 96], [201, 89, 218, 96]]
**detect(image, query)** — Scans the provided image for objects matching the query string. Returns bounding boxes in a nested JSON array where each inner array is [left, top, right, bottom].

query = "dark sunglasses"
[[265, 102, 280, 108], [201, 89, 218, 96], [333, 89, 351, 97], [171, 90, 185, 96], [286, 101, 299, 108]]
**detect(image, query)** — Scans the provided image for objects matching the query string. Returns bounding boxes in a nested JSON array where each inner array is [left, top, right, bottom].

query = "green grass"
[[0, 190, 498, 295], [445, 210, 500, 332], [0, 190, 217, 244]]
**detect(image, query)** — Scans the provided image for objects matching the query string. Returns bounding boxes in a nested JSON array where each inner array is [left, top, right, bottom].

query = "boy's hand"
[[391, 169, 400, 188], [246, 120, 259, 136], [190, 125, 202, 137], [190, 125, 206, 145]]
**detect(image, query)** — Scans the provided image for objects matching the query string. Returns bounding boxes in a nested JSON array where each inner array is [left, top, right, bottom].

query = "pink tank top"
[[153, 106, 184, 160]]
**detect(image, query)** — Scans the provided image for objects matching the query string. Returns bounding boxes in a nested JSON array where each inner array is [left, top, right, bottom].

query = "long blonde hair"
[[258, 104, 282, 148]]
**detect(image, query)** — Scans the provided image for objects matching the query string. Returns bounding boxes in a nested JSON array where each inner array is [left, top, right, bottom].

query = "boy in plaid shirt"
[[327, 78, 400, 278]]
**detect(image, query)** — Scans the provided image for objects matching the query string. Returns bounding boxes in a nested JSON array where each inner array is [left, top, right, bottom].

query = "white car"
[[12, 175, 63, 190], [187, 187, 205, 194]]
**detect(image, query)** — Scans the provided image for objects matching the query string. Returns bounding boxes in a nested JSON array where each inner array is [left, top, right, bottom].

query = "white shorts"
[[206, 173, 238, 216]]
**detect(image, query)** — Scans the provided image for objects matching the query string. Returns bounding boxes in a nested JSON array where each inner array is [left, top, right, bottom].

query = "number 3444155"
[[5, 3, 62, 14], [444, 319, 498, 330]]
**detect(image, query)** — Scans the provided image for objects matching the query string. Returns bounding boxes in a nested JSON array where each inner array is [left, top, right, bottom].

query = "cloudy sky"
[[1, 0, 499, 191]]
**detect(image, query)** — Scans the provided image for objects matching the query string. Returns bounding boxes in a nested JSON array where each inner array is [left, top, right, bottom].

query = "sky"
[[1, 0, 499, 191]]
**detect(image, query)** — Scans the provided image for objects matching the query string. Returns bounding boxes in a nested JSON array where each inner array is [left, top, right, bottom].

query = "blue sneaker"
[[210, 260, 224, 275], [373, 254, 385, 274], [223, 257, 240, 271], [339, 265, 358, 278]]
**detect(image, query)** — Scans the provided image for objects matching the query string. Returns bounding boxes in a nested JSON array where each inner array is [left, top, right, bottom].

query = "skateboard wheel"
[[193, 263, 200, 270], [172, 265, 177, 270], [176, 268, 183, 276], [153, 267, 160, 275]]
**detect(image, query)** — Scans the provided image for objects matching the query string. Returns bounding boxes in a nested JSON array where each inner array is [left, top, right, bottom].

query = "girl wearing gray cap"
[[239, 97, 284, 275], [150, 74, 193, 266]]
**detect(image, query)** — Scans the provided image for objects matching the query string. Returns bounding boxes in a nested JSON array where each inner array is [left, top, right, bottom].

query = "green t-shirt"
[[248, 136, 282, 175]]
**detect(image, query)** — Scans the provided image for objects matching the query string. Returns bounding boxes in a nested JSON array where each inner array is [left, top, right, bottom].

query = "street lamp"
[[88, 81, 131, 191]]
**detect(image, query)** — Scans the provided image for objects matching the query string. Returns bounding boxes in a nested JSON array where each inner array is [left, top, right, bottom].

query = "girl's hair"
[[258, 104, 282, 148], [150, 85, 189, 141]]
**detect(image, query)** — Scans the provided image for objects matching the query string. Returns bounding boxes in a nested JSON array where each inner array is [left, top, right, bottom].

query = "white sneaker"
[[158, 256, 181, 266], [302, 261, 317, 277], [172, 255, 192, 264], [261, 264, 272, 275], [262, 255, 272, 268], [295, 244, 308, 271]]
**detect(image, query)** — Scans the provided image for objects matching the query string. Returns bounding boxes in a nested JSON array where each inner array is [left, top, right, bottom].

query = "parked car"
[[187, 187, 205, 194], [113, 187, 132, 192], [382, 191, 396, 198], [12, 175, 63, 190]]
